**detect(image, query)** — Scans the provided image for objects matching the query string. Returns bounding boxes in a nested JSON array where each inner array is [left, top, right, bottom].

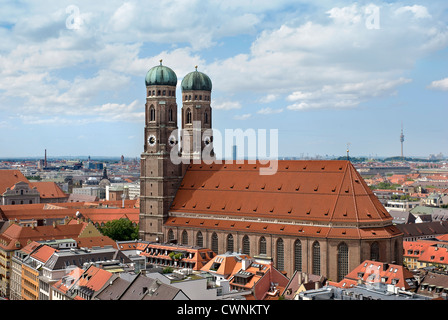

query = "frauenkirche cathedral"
[[139, 61, 403, 281]]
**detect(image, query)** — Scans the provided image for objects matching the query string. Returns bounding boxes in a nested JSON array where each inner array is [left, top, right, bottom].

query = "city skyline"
[[0, 1, 447, 159]]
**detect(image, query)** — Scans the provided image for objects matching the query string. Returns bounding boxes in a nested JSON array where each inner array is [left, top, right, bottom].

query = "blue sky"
[[0, 0, 447, 159]]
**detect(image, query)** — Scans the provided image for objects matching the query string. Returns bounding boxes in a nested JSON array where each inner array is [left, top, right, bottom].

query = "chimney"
[[304, 273, 309, 284], [298, 272, 303, 284], [242, 258, 252, 271], [315, 281, 321, 290]]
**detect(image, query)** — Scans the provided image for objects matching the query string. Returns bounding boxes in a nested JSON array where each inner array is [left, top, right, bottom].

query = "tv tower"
[[400, 123, 405, 160]]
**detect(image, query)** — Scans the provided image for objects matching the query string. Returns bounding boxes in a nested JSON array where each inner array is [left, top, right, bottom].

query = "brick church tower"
[[139, 60, 184, 241], [180, 66, 214, 163], [139, 62, 214, 241]]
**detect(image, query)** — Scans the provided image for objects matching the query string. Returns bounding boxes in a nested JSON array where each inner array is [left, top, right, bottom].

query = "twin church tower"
[[139, 60, 214, 241]]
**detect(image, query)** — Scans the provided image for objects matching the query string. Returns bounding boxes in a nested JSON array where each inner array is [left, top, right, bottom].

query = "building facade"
[[138, 62, 404, 282]]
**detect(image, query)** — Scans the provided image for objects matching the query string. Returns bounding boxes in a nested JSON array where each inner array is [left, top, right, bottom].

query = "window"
[[294, 240, 302, 272], [182, 230, 188, 245], [312, 241, 320, 275], [168, 108, 173, 122], [186, 108, 192, 124], [150, 106, 155, 122], [242, 235, 250, 255], [211, 233, 218, 253], [196, 231, 203, 247], [259, 237, 267, 255], [227, 234, 234, 252], [370, 242, 379, 261], [204, 111, 208, 124], [276, 238, 284, 271], [337, 242, 349, 282], [168, 229, 174, 242]]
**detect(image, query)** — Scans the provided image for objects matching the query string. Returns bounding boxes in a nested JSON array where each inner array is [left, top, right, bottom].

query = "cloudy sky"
[[0, 0, 447, 159]]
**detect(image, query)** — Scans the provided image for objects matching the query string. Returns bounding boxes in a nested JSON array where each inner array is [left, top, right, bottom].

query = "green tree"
[[98, 219, 139, 241]]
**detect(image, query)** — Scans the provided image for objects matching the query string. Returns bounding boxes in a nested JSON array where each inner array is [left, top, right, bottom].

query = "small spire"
[[195, 65, 198, 71], [160, 59, 163, 65]]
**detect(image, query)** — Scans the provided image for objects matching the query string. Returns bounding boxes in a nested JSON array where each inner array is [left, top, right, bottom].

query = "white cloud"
[[233, 113, 252, 120], [213, 100, 242, 110], [257, 107, 283, 114], [206, 3, 446, 111], [258, 94, 278, 103], [428, 77, 448, 91], [395, 5, 432, 19]]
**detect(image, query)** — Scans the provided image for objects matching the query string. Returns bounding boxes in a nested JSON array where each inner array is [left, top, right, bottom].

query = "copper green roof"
[[181, 67, 212, 92], [145, 60, 177, 87]]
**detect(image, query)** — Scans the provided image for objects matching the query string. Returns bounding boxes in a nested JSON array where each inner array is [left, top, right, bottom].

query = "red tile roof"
[[30, 245, 57, 263], [0, 222, 88, 251], [329, 260, 416, 290], [29, 181, 68, 199], [169, 161, 393, 230], [0, 170, 30, 194]]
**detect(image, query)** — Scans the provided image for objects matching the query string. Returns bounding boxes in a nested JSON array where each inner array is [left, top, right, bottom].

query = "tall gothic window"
[[276, 238, 284, 271], [259, 237, 267, 255], [370, 242, 380, 261], [150, 106, 155, 122], [294, 240, 302, 272], [204, 111, 208, 124], [186, 108, 192, 124], [181, 230, 188, 245], [211, 232, 219, 253], [168, 229, 174, 243], [196, 231, 203, 247], [337, 242, 349, 282], [242, 235, 250, 255], [227, 234, 234, 252], [312, 241, 321, 275], [168, 108, 173, 122]]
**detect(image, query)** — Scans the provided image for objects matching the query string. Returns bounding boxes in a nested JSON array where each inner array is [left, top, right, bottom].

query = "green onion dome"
[[145, 60, 178, 87], [181, 66, 212, 92]]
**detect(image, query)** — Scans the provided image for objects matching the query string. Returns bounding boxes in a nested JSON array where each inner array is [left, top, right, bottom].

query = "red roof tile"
[[170, 161, 392, 226]]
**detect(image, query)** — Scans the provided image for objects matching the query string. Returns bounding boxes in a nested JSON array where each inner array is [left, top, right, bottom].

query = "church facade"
[[139, 62, 403, 282]]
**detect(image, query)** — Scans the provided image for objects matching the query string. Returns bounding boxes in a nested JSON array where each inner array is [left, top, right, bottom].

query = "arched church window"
[[204, 111, 208, 124], [294, 240, 302, 272], [168, 229, 175, 243], [169, 108, 173, 122], [337, 242, 349, 281], [186, 109, 192, 124], [312, 241, 321, 275], [227, 234, 234, 252], [276, 238, 284, 271], [242, 235, 250, 255], [196, 231, 203, 247], [259, 237, 266, 255], [163, 90, 166, 96], [182, 230, 188, 245], [211, 232, 218, 253], [370, 242, 380, 261], [157, 90, 161, 96], [150, 106, 155, 122]]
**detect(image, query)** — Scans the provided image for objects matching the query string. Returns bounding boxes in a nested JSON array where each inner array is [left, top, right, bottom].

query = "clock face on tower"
[[148, 135, 156, 146], [168, 135, 177, 147]]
